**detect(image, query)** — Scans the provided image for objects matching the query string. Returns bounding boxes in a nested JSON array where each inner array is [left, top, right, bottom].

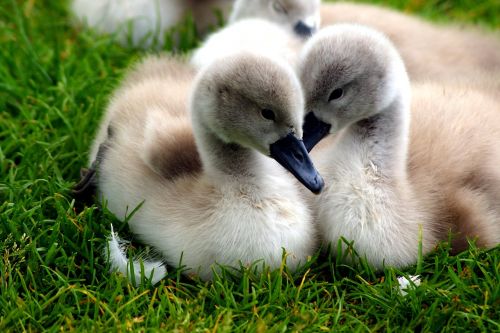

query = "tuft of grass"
[[0, 0, 499, 331]]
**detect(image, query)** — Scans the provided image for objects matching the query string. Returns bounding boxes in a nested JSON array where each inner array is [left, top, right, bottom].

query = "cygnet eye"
[[261, 109, 276, 121], [272, 1, 287, 15], [328, 88, 344, 102]]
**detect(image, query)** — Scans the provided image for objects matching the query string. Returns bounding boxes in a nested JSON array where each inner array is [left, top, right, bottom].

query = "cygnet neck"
[[346, 92, 410, 180], [194, 121, 266, 183]]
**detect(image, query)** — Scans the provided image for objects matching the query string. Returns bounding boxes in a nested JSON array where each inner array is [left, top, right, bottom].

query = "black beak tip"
[[309, 174, 325, 194], [294, 21, 316, 38], [269, 133, 325, 194]]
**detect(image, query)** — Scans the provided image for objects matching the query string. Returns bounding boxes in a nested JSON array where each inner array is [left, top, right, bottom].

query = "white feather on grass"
[[397, 275, 421, 296], [106, 224, 167, 286]]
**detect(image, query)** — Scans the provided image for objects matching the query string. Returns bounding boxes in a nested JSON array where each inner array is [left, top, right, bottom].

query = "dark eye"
[[328, 88, 344, 101], [272, 1, 287, 15], [261, 109, 276, 121]]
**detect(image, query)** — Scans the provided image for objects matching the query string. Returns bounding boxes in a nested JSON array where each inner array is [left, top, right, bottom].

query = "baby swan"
[[229, 0, 321, 38], [298, 24, 436, 268], [93, 54, 323, 280], [300, 24, 500, 268]]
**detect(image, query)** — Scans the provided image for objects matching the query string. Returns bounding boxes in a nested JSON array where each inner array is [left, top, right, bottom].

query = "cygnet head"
[[230, 0, 321, 38], [191, 53, 324, 194], [298, 24, 410, 150]]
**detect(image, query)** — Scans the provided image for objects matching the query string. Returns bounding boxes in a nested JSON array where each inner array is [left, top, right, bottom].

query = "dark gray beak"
[[302, 112, 332, 152], [270, 133, 324, 194], [294, 21, 316, 38]]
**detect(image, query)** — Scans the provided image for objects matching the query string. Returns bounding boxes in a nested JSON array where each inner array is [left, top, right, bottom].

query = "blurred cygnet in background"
[[71, 0, 321, 48]]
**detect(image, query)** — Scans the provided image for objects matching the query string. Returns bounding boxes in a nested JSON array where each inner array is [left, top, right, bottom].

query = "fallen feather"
[[397, 275, 421, 296], [106, 224, 167, 286]]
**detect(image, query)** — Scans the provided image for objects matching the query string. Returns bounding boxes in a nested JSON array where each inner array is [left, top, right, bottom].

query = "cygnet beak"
[[302, 112, 332, 152], [270, 133, 325, 194], [293, 21, 316, 38]]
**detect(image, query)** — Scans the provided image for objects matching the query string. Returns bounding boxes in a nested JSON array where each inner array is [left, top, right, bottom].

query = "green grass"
[[348, 0, 500, 27], [1, 0, 499, 331]]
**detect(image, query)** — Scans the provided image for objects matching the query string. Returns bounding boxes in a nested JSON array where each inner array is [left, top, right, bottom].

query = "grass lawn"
[[1, 0, 499, 331]]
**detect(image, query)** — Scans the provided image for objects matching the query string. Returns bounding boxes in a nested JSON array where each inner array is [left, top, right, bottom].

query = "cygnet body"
[[72, 0, 189, 47], [91, 54, 323, 280], [190, 18, 302, 70], [299, 24, 500, 268]]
